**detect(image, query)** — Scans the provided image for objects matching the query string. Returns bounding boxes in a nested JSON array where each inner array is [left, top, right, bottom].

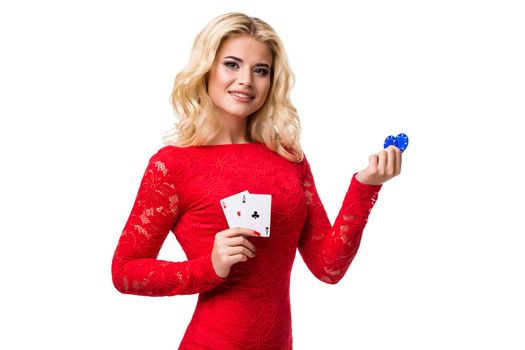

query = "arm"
[[111, 148, 225, 296], [297, 156, 381, 284]]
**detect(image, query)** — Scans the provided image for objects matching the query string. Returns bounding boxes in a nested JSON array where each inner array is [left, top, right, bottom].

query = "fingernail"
[[252, 230, 260, 236]]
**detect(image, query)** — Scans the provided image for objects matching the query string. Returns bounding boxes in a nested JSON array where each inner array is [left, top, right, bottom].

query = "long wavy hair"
[[163, 12, 304, 162]]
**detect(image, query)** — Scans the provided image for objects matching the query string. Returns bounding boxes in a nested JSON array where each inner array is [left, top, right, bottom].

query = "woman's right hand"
[[211, 228, 259, 278]]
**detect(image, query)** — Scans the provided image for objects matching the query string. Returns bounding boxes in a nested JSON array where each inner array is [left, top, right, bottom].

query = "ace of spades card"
[[220, 191, 271, 237]]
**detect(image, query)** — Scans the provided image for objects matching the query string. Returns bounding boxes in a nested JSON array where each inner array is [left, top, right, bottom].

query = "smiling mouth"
[[229, 91, 255, 100]]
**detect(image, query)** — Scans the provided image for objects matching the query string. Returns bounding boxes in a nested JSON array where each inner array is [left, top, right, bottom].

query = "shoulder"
[[276, 146, 309, 182], [152, 144, 188, 158], [147, 145, 194, 179], [298, 151, 310, 171]]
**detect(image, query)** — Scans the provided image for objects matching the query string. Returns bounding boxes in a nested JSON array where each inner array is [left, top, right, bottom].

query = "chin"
[[228, 110, 257, 119]]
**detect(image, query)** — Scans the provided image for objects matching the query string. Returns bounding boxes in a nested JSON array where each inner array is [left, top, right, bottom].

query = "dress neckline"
[[198, 142, 262, 148]]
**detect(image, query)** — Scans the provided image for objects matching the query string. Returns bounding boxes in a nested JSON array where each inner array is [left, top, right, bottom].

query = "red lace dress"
[[111, 142, 381, 349]]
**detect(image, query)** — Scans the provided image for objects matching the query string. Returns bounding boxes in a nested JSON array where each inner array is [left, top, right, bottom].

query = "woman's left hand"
[[356, 146, 402, 186]]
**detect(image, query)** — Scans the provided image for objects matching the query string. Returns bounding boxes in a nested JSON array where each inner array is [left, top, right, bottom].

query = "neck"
[[209, 134, 252, 145], [210, 115, 251, 145]]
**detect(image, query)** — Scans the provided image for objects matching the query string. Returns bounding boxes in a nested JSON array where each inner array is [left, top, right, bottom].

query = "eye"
[[224, 61, 238, 69], [254, 67, 270, 76]]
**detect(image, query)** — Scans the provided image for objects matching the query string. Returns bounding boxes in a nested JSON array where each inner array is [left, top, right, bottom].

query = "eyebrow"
[[223, 56, 271, 69]]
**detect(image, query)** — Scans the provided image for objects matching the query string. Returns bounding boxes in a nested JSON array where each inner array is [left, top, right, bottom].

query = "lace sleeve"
[[297, 156, 381, 284], [111, 148, 225, 296]]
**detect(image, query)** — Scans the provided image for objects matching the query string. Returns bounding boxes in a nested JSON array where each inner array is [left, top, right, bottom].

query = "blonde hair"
[[163, 12, 304, 162]]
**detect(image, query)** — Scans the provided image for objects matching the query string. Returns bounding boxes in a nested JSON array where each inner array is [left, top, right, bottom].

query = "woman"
[[111, 12, 402, 349]]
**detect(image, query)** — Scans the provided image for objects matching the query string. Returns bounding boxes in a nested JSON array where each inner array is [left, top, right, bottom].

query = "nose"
[[238, 68, 253, 88]]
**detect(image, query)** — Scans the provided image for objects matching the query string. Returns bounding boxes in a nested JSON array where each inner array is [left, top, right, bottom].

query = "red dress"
[[112, 142, 381, 349]]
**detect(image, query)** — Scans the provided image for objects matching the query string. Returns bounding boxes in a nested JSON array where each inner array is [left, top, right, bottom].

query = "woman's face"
[[207, 35, 272, 122]]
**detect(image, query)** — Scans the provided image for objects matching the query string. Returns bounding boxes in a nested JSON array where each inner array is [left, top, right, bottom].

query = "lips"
[[228, 90, 255, 100]]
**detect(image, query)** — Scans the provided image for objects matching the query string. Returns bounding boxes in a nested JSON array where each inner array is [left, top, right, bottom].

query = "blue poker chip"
[[395, 133, 409, 152], [384, 133, 409, 153], [384, 135, 397, 149]]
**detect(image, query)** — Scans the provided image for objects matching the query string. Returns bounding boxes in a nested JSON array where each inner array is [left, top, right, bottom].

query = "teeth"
[[230, 92, 252, 99]]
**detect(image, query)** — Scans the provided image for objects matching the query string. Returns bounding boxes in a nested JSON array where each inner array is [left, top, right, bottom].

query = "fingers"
[[386, 146, 396, 176], [221, 227, 260, 238], [377, 149, 387, 174], [386, 146, 402, 176], [221, 237, 256, 265], [226, 235, 256, 253], [216, 227, 257, 256], [368, 154, 378, 174], [395, 147, 402, 175], [377, 146, 401, 177], [360, 146, 402, 185], [212, 228, 259, 278], [227, 245, 256, 258], [231, 254, 249, 264], [387, 147, 394, 174]]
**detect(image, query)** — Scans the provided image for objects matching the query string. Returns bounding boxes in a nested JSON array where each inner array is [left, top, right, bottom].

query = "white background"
[[1, 0, 524, 349]]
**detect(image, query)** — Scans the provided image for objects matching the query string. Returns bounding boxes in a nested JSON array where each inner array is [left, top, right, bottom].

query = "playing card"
[[220, 190, 249, 228], [219, 191, 272, 237], [238, 194, 272, 237]]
